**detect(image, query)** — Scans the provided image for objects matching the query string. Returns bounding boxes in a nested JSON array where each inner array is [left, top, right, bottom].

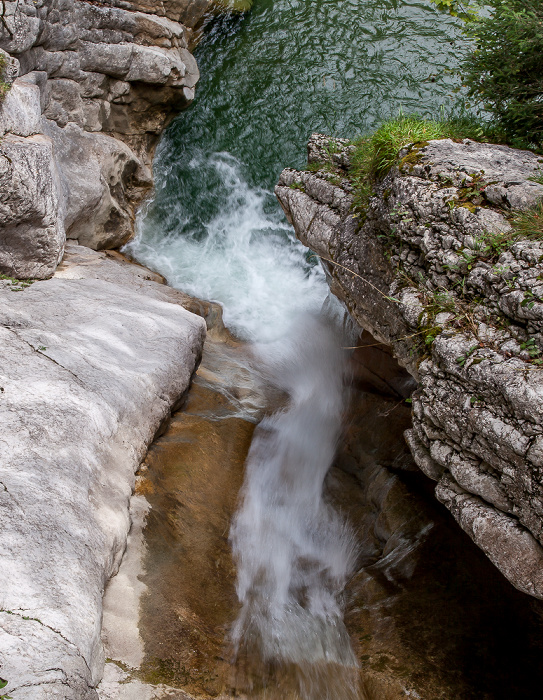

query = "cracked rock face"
[[0, 0, 201, 275], [276, 135, 543, 599], [0, 246, 206, 699]]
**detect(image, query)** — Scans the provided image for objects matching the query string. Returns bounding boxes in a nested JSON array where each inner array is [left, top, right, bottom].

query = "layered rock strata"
[[0, 0, 201, 277], [276, 134, 543, 599], [0, 244, 206, 699]]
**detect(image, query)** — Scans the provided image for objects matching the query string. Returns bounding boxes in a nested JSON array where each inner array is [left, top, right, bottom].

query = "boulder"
[[43, 119, 152, 250], [0, 132, 65, 280]]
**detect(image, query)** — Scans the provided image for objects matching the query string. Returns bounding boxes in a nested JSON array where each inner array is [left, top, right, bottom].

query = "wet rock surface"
[[98, 331, 264, 700], [0, 247, 206, 698], [276, 135, 543, 600]]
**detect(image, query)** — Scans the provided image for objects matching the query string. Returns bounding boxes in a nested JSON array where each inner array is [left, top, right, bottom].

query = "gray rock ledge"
[[0, 246, 206, 698], [277, 135, 543, 599]]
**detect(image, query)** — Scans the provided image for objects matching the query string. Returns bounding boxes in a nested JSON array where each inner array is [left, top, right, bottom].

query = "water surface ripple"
[[126, 0, 464, 340]]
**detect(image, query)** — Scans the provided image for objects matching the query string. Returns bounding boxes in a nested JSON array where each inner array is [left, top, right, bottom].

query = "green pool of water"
[[127, 0, 465, 340]]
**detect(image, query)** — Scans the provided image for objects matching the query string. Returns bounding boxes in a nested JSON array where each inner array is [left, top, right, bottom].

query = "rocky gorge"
[[2, 0, 543, 698]]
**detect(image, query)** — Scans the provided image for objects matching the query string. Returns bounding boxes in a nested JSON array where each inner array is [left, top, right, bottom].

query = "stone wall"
[[276, 134, 543, 599], [0, 0, 202, 278]]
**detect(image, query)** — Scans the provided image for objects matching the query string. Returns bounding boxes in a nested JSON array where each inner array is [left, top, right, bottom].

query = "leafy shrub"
[[433, 0, 543, 150]]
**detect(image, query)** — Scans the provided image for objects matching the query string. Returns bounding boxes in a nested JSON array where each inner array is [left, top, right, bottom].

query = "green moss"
[[397, 141, 429, 172], [289, 181, 306, 192], [458, 201, 479, 213], [0, 51, 11, 103], [0, 274, 35, 292]]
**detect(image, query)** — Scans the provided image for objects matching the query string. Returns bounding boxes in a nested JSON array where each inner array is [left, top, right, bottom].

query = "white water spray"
[[125, 151, 326, 342], [229, 315, 360, 698]]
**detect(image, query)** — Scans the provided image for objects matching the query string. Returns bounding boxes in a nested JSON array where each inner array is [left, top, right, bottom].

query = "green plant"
[[348, 113, 488, 213], [528, 172, 543, 186], [0, 51, 9, 102], [451, 201, 543, 270], [0, 677, 11, 700], [431, 0, 543, 150], [520, 337, 542, 359], [0, 273, 35, 291], [456, 344, 480, 367], [289, 181, 305, 192]]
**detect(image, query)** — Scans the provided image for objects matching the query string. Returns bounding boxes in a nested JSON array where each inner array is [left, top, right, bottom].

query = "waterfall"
[[229, 314, 360, 699]]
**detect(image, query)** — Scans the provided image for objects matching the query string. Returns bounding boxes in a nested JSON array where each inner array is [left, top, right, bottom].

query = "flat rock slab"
[[0, 263, 206, 698]]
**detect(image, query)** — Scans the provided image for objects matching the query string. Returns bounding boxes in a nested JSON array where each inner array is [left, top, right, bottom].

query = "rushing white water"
[[125, 125, 363, 698], [125, 150, 327, 343], [127, 143, 360, 695], [229, 315, 360, 698]]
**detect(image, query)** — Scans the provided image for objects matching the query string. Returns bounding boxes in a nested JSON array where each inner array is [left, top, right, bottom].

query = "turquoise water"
[[126, 0, 464, 339]]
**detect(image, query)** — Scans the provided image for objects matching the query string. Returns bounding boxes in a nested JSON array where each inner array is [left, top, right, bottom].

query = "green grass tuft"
[[349, 113, 491, 213], [509, 199, 543, 243]]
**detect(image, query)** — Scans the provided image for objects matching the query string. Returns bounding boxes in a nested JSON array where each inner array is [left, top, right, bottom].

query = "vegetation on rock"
[[0, 51, 9, 102], [348, 114, 488, 212]]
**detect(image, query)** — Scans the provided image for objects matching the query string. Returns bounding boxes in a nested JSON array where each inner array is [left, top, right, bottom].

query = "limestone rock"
[[0, 73, 42, 137], [0, 0, 202, 273], [95, 0, 219, 31], [0, 258, 206, 698], [55, 243, 235, 341], [43, 119, 152, 249], [0, 46, 19, 88], [277, 135, 543, 598], [0, 132, 65, 279], [436, 473, 543, 599]]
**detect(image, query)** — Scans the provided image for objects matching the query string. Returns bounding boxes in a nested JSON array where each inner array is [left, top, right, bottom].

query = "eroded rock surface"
[[276, 135, 543, 599], [0, 247, 206, 698], [0, 0, 201, 275]]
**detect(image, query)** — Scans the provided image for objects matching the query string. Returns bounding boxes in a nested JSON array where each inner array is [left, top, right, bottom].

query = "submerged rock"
[[276, 135, 543, 600]]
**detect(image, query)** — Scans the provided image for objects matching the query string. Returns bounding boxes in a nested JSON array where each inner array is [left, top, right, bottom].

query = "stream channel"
[[100, 1, 543, 699]]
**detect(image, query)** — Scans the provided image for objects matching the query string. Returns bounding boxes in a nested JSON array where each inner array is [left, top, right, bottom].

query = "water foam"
[[125, 150, 326, 343]]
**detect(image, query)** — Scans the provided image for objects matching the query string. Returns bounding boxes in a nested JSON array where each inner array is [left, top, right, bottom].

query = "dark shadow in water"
[[337, 335, 543, 700]]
